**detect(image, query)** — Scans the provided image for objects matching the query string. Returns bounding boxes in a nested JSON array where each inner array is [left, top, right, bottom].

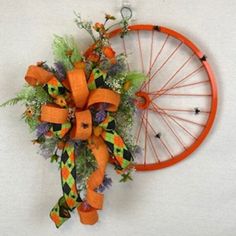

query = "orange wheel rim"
[[107, 24, 218, 171]]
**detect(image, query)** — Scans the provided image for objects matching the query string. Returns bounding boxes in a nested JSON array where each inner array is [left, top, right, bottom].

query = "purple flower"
[[38, 146, 53, 159], [94, 110, 106, 123], [107, 62, 126, 77], [96, 175, 112, 193], [80, 201, 93, 211], [36, 123, 50, 138], [54, 62, 66, 81], [134, 145, 142, 154]]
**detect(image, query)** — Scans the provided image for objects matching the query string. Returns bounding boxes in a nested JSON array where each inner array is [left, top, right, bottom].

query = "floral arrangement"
[[1, 13, 146, 227]]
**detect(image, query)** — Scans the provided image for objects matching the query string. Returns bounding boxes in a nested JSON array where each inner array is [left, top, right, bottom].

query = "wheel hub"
[[135, 91, 151, 110]]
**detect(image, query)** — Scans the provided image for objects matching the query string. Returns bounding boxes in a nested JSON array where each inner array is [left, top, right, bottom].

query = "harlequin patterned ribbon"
[[50, 142, 82, 227], [24, 65, 132, 227], [88, 68, 107, 90], [99, 116, 132, 170]]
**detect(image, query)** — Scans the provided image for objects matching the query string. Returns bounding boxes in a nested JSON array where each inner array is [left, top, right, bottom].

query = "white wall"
[[0, 1, 235, 236]]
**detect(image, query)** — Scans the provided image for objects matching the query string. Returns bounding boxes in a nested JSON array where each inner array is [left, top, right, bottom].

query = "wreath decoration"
[[1, 13, 147, 227]]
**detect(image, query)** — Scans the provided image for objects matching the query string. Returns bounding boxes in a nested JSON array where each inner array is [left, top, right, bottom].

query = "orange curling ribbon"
[[77, 135, 109, 224]]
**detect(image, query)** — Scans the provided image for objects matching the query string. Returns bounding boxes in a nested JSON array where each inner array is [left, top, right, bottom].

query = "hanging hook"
[[120, 6, 133, 20]]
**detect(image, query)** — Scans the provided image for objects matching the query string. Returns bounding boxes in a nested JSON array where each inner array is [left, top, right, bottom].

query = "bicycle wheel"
[[108, 24, 217, 171]]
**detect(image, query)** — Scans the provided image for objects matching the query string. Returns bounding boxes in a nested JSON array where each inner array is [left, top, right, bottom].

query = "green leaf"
[[52, 35, 81, 70], [125, 72, 148, 95], [0, 97, 22, 107], [75, 143, 97, 191], [51, 154, 59, 163], [119, 171, 133, 183]]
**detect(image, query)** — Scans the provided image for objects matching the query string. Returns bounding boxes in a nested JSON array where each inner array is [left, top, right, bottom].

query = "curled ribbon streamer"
[[77, 135, 109, 224], [24, 65, 132, 227], [86, 136, 109, 209]]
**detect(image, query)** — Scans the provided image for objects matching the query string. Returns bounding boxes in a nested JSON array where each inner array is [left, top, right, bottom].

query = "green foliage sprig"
[[52, 35, 81, 70], [75, 142, 97, 192]]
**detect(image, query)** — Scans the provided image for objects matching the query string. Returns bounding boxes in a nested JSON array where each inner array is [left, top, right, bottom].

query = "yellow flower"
[[25, 107, 34, 117], [123, 80, 132, 91], [54, 96, 67, 107]]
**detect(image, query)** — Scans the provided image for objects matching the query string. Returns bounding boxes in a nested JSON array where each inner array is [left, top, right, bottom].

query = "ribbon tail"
[[50, 197, 71, 228], [101, 130, 133, 171], [98, 115, 133, 172], [77, 135, 109, 225], [50, 142, 82, 228]]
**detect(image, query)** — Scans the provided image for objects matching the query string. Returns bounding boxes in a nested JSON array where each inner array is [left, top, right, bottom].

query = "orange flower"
[[25, 107, 34, 118], [109, 58, 116, 64], [102, 46, 116, 59], [93, 22, 105, 32], [87, 53, 100, 63], [84, 44, 96, 58]]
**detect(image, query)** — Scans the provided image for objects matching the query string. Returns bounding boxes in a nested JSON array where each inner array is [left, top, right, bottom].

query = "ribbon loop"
[[25, 65, 54, 86], [41, 104, 69, 124], [70, 110, 92, 140], [87, 88, 120, 112], [67, 69, 89, 108]]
